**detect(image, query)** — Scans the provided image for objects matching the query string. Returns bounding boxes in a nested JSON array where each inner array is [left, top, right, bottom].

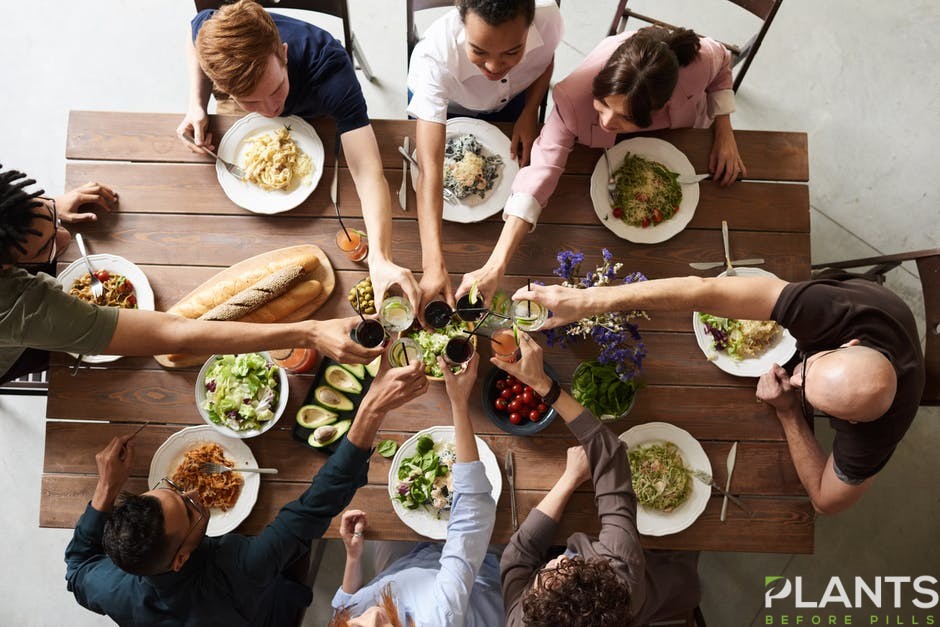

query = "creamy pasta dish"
[[242, 126, 312, 191]]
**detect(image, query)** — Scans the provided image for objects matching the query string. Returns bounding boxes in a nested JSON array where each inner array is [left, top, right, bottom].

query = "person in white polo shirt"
[[407, 0, 563, 315]]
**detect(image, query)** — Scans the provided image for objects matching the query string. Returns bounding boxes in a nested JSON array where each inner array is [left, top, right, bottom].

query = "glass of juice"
[[379, 296, 415, 332], [443, 336, 475, 368], [388, 337, 420, 368], [511, 299, 548, 332], [490, 326, 521, 363], [455, 292, 487, 322], [350, 318, 387, 348], [269, 348, 318, 374], [424, 300, 454, 329], [336, 229, 368, 262]]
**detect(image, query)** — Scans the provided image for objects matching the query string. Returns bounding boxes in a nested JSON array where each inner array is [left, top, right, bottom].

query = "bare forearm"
[[713, 114, 733, 138], [185, 30, 212, 111], [416, 120, 447, 269], [528, 374, 585, 425], [91, 480, 122, 513], [480, 215, 529, 273], [452, 402, 479, 463], [534, 474, 580, 523], [341, 555, 363, 594], [346, 400, 386, 449], [777, 411, 829, 504], [342, 127, 394, 261], [523, 59, 553, 117]]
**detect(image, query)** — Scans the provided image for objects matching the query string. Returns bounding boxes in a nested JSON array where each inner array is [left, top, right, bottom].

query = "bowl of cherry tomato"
[[481, 365, 559, 436]]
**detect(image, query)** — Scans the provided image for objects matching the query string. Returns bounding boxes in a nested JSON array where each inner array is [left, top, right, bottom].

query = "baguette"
[[200, 265, 306, 321], [169, 249, 319, 319], [237, 279, 322, 323]]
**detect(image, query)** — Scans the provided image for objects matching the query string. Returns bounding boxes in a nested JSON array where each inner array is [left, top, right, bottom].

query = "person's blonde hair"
[[195, 0, 284, 98], [329, 584, 414, 627]]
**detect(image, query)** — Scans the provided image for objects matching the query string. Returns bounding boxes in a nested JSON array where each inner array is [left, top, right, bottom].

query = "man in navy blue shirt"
[[177, 0, 420, 319], [65, 358, 428, 626]]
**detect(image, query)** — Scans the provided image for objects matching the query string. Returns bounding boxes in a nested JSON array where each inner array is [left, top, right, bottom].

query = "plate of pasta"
[[217, 113, 324, 214], [618, 422, 711, 536], [409, 117, 519, 223], [56, 253, 155, 364], [590, 137, 700, 244], [148, 425, 260, 536]]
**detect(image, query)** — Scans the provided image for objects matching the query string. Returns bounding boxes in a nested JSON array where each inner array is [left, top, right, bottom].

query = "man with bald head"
[[514, 273, 925, 515]]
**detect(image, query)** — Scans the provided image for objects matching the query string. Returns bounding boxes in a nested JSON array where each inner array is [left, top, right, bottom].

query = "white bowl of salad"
[[195, 352, 289, 439]]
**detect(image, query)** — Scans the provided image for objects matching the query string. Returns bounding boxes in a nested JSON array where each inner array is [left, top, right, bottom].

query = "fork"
[[199, 462, 278, 475], [74, 233, 103, 301], [721, 220, 736, 276], [397, 146, 457, 204], [602, 148, 618, 206], [182, 132, 246, 179]]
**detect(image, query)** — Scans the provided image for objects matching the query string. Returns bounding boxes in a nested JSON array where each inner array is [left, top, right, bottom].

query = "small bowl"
[[195, 352, 289, 439], [481, 364, 559, 436]]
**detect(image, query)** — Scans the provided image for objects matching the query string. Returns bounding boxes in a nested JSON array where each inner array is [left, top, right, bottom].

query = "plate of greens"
[[590, 137, 699, 244], [388, 426, 502, 540], [618, 422, 711, 536]]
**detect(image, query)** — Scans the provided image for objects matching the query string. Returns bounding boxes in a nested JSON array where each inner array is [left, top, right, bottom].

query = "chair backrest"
[[406, 0, 454, 61], [193, 0, 354, 60], [606, 0, 783, 92]]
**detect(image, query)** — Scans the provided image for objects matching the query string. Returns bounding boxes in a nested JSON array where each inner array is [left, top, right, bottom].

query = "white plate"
[[590, 137, 700, 244], [692, 267, 798, 378], [56, 253, 155, 364], [618, 422, 711, 536], [410, 117, 520, 223], [216, 113, 324, 214], [388, 426, 502, 540], [148, 425, 260, 537]]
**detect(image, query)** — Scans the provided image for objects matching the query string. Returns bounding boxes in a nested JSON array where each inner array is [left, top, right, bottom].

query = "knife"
[[689, 258, 765, 270], [720, 441, 738, 522], [505, 450, 518, 531], [677, 172, 711, 185], [399, 136, 409, 212], [721, 220, 735, 276]]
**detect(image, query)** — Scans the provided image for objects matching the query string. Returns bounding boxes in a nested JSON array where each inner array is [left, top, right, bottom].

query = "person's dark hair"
[[0, 165, 49, 265], [102, 492, 171, 576], [592, 26, 702, 128], [522, 556, 631, 626], [456, 0, 536, 27]]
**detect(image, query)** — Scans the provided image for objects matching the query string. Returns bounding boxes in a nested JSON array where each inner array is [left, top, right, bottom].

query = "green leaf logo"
[[765, 576, 784, 587]]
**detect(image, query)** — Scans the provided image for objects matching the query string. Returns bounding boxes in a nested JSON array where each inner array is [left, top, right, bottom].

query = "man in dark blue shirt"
[[65, 358, 428, 626], [177, 0, 420, 321]]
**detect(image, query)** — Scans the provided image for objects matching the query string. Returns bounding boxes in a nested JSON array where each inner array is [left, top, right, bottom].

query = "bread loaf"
[[200, 265, 306, 321], [237, 279, 322, 323]]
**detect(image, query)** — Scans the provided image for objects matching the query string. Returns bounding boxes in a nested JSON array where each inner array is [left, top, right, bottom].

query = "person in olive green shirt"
[[0, 164, 381, 383]]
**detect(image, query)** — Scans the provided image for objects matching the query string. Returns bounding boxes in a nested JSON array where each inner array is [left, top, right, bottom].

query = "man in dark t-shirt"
[[510, 273, 926, 515], [176, 0, 420, 319]]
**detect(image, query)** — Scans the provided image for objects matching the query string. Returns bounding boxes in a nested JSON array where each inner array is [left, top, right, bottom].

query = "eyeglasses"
[[152, 476, 207, 566], [798, 347, 848, 421]]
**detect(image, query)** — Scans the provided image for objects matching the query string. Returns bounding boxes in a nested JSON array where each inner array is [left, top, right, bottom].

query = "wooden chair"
[[607, 0, 783, 92], [811, 248, 940, 406], [194, 0, 375, 82], [405, 0, 558, 123], [0, 370, 48, 396]]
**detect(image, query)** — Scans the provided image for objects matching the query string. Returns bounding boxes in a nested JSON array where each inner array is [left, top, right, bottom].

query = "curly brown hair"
[[522, 556, 631, 626]]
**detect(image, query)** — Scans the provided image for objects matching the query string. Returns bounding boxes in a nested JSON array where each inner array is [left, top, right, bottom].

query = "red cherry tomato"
[[537, 403, 548, 414], [652, 208, 663, 224], [127, 295, 137, 307], [500, 388, 513, 400], [612, 207, 623, 219], [508, 399, 522, 413], [641, 217, 651, 228], [522, 390, 534, 406], [509, 412, 523, 425], [494, 397, 508, 411], [635, 192, 649, 203], [528, 410, 541, 422], [511, 383, 523, 394], [495, 379, 506, 391], [94, 270, 110, 281]]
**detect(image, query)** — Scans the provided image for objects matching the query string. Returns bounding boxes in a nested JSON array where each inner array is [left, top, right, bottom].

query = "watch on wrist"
[[542, 379, 561, 406]]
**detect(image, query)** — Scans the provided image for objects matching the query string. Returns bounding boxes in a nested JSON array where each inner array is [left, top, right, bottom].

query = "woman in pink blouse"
[[457, 26, 747, 306]]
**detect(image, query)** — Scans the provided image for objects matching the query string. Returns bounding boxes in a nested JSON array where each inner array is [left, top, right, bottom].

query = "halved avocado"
[[314, 385, 354, 412], [339, 363, 366, 380], [308, 419, 352, 448], [365, 355, 382, 378], [296, 404, 338, 429], [325, 365, 363, 394]]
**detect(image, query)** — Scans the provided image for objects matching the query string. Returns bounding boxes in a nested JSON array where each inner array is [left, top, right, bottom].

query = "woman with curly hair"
[[497, 333, 701, 626]]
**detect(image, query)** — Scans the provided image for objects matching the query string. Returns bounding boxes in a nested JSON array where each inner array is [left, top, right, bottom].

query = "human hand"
[[339, 509, 368, 560], [756, 363, 802, 419], [709, 123, 747, 187], [176, 106, 215, 154], [94, 436, 134, 498], [419, 261, 455, 321], [359, 354, 428, 416], [369, 257, 422, 324], [510, 110, 538, 166], [440, 352, 479, 409], [489, 330, 552, 395], [455, 264, 503, 309], [510, 284, 589, 330], [308, 317, 385, 364], [562, 445, 591, 487], [55, 182, 119, 223]]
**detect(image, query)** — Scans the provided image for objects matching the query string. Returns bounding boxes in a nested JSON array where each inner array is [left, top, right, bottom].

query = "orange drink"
[[336, 229, 368, 262], [491, 327, 520, 363]]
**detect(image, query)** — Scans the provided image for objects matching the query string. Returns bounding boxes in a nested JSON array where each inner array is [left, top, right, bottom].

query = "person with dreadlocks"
[[0, 164, 385, 384]]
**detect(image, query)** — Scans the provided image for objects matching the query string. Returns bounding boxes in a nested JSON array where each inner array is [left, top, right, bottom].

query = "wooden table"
[[40, 111, 814, 553]]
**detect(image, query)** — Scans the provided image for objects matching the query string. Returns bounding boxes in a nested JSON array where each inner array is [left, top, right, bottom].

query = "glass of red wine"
[[424, 300, 454, 329], [455, 293, 487, 323], [443, 336, 475, 368], [350, 318, 387, 348]]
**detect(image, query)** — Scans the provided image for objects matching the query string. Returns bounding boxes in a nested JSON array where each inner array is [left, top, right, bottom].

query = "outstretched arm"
[[176, 25, 215, 153], [415, 118, 455, 312]]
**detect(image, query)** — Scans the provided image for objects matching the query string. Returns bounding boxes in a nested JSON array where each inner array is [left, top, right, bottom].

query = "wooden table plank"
[[67, 161, 809, 232], [54, 213, 811, 279], [67, 111, 809, 182], [40, 475, 812, 553]]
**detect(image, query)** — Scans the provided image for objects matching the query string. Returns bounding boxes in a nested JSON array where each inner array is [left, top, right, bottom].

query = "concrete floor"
[[1, 1, 937, 625]]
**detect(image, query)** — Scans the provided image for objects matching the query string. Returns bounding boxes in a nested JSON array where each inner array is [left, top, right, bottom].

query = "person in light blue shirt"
[[329, 354, 503, 627]]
